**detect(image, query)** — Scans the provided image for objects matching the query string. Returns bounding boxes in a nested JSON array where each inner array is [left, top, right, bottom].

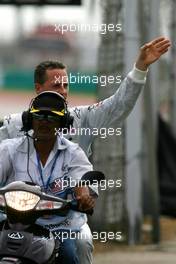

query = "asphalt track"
[[94, 251, 176, 264], [93, 243, 176, 264]]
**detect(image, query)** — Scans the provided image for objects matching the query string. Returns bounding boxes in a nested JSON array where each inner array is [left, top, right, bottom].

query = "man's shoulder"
[[60, 137, 86, 156], [69, 105, 89, 119], [0, 136, 25, 149], [0, 113, 23, 140], [3, 113, 22, 126], [60, 136, 79, 150]]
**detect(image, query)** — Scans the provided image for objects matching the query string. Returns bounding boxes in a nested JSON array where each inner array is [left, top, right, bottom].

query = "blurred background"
[[1, 0, 176, 263]]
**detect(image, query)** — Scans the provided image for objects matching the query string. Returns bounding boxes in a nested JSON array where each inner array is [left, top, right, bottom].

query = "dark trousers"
[[54, 230, 79, 264]]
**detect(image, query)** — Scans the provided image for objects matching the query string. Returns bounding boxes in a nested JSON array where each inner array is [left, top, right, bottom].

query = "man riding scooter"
[[0, 91, 98, 264]]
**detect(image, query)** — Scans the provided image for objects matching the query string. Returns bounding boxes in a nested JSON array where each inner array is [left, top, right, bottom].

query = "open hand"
[[136, 37, 171, 71]]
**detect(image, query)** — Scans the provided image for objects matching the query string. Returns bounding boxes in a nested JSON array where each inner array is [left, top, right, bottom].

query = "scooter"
[[0, 171, 104, 264]]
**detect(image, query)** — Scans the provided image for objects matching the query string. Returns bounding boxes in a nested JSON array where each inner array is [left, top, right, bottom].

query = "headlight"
[[0, 194, 5, 207], [36, 200, 63, 210], [5, 191, 40, 211]]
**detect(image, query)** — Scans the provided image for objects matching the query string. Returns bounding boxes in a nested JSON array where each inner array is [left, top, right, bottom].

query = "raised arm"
[[78, 37, 171, 130]]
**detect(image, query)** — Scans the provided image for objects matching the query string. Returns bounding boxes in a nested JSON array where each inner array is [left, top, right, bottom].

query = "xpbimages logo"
[[55, 126, 122, 139], [54, 73, 122, 87], [53, 230, 122, 243], [54, 23, 122, 35], [52, 177, 122, 191]]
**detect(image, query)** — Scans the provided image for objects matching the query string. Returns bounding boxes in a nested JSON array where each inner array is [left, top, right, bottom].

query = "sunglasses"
[[32, 112, 60, 122]]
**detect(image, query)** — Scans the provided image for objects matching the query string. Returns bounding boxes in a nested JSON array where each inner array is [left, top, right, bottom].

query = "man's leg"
[[55, 230, 79, 264], [76, 223, 94, 264]]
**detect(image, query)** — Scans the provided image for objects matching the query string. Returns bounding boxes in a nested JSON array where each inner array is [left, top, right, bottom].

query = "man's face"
[[35, 69, 69, 100], [32, 112, 61, 141]]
